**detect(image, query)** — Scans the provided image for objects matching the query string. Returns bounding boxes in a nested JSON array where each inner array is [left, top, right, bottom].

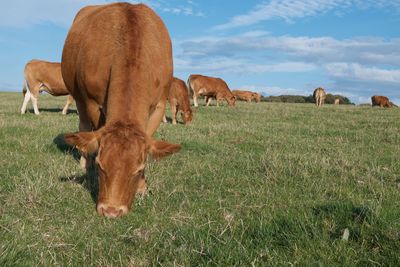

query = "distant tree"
[[325, 94, 336, 104], [261, 94, 354, 104], [304, 95, 315, 103], [337, 95, 352, 105]]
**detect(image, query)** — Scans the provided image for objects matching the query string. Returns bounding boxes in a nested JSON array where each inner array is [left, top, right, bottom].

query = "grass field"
[[1, 92, 399, 266]]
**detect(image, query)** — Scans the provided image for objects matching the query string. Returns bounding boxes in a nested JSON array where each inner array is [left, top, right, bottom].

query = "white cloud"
[[174, 56, 316, 75], [0, 0, 204, 28], [178, 33, 400, 67], [214, 0, 400, 30], [174, 31, 400, 103], [162, 6, 204, 17], [0, 0, 96, 28], [325, 63, 400, 84], [242, 85, 309, 96]]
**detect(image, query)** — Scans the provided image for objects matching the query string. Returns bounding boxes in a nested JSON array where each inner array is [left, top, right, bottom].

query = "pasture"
[[1, 92, 399, 266]]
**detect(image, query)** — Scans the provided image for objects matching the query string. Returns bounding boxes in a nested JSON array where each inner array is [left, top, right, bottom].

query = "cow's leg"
[[146, 99, 166, 137], [75, 100, 101, 169], [62, 95, 74, 115], [193, 93, 199, 107], [162, 115, 167, 123], [171, 103, 178, 125], [30, 92, 40, 115], [78, 115, 92, 170], [20, 89, 31, 114], [206, 96, 212, 106], [216, 95, 222, 107]]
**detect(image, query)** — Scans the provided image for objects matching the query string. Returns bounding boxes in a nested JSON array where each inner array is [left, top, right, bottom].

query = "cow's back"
[[232, 90, 252, 98], [372, 95, 390, 107], [188, 74, 209, 94], [25, 60, 67, 95], [62, 3, 173, 116], [188, 75, 225, 95], [171, 78, 190, 105], [313, 87, 326, 99]]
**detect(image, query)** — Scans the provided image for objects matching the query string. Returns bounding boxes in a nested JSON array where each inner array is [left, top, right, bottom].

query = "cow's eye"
[[131, 167, 144, 178]]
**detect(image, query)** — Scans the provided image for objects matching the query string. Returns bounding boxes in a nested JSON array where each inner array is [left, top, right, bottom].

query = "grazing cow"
[[62, 3, 180, 218], [334, 98, 340, 105], [313, 87, 326, 107], [163, 77, 193, 125], [371, 95, 397, 108], [20, 60, 74, 115], [252, 92, 261, 103], [187, 74, 236, 107], [232, 90, 260, 103]]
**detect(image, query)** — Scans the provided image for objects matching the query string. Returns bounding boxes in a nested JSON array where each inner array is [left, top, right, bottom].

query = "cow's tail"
[[22, 79, 28, 97], [187, 76, 195, 97]]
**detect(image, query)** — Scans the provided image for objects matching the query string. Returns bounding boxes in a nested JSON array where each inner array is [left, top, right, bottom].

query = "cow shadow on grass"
[[162, 116, 185, 125], [312, 201, 375, 241], [53, 133, 98, 202], [27, 108, 78, 114], [53, 133, 80, 161], [59, 164, 99, 203]]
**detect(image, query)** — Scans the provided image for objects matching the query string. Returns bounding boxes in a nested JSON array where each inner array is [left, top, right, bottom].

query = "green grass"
[[1, 92, 400, 266]]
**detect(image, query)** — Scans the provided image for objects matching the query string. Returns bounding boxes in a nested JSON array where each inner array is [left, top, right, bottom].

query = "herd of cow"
[[19, 61, 261, 118], [18, 3, 397, 218], [311, 87, 397, 108]]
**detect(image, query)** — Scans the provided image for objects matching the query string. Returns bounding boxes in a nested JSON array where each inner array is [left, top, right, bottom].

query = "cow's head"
[[65, 123, 181, 218], [181, 110, 193, 124], [228, 95, 236, 106], [253, 93, 261, 103]]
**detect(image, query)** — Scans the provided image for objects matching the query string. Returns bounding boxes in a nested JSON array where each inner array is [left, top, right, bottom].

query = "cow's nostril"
[[97, 203, 128, 218]]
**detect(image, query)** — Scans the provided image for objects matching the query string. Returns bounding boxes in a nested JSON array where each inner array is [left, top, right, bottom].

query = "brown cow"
[[163, 77, 193, 125], [252, 92, 261, 103], [20, 60, 74, 115], [62, 3, 180, 218], [187, 74, 236, 107], [371, 95, 397, 108], [232, 90, 261, 103], [313, 87, 326, 107]]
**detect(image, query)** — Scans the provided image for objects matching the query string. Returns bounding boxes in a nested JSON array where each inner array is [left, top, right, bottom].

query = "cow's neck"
[[181, 97, 191, 112], [104, 86, 149, 132]]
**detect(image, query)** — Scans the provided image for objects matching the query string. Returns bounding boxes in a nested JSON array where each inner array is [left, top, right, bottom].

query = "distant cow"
[[334, 98, 340, 105], [371, 95, 397, 108], [163, 77, 193, 124], [313, 87, 326, 107], [187, 74, 236, 107], [232, 90, 261, 103], [62, 3, 180, 218], [252, 92, 261, 103], [20, 60, 74, 115]]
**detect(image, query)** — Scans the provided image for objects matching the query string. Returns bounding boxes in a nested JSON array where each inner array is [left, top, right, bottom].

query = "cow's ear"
[[148, 139, 181, 160], [64, 131, 101, 155]]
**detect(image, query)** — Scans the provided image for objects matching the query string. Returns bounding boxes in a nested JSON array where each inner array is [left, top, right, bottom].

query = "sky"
[[0, 0, 400, 104]]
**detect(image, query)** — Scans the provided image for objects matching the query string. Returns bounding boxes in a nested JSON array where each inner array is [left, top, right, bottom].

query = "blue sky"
[[1, 0, 400, 104]]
